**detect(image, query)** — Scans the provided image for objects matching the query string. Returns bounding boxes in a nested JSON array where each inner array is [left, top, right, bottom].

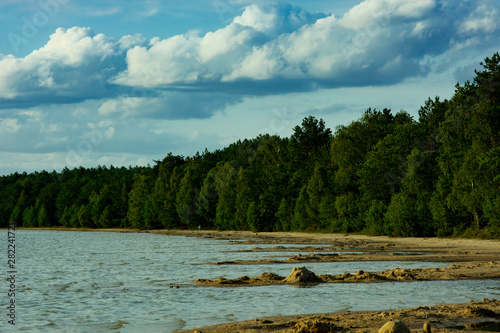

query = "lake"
[[2, 230, 499, 332]]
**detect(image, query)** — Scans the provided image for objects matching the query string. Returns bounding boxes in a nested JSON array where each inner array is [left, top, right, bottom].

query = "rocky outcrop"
[[283, 266, 321, 283]]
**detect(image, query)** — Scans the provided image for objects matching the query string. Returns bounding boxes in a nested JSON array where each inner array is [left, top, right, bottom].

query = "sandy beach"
[[157, 230, 500, 332], [20, 228, 500, 332]]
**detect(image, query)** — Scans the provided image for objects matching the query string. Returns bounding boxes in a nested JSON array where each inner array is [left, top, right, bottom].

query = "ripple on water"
[[5, 230, 499, 333]]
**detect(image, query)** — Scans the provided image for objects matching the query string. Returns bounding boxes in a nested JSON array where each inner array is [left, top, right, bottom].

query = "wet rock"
[[284, 266, 321, 283], [378, 320, 410, 333], [356, 270, 365, 276]]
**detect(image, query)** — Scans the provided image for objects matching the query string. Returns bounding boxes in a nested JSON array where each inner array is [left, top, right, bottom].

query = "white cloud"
[[113, 33, 201, 87], [0, 118, 21, 134], [111, 0, 498, 91], [460, 2, 498, 34], [223, 45, 281, 81], [118, 34, 147, 51], [233, 4, 278, 32], [0, 0, 499, 122], [0, 27, 122, 102], [198, 23, 254, 63]]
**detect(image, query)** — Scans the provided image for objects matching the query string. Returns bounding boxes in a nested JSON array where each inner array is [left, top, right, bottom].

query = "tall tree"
[[290, 116, 332, 168]]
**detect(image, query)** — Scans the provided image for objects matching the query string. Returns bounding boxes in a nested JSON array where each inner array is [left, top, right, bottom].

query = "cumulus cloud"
[[0, 0, 499, 117], [0, 27, 144, 107], [112, 3, 323, 87], [97, 91, 242, 120], [112, 0, 499, 91]]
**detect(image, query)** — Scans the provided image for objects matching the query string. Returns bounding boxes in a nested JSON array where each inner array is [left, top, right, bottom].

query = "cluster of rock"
[[195, 266, 427, 286]]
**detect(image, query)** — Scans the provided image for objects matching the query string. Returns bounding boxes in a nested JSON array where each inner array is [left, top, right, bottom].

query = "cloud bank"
[[1, 1, 499, 114], [0, 0, 499, 174]]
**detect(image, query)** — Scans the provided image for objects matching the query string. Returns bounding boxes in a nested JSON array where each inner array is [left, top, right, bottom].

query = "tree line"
[[1, 53, 499, 238]]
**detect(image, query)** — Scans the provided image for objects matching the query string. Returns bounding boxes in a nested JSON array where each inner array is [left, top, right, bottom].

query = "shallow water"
[[2, 230, 499, 333]]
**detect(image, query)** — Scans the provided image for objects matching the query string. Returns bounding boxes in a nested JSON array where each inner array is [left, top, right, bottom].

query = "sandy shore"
[[160, 230, 499, 332], [176, 299, 500, 333], [18, 228, 500, 332]]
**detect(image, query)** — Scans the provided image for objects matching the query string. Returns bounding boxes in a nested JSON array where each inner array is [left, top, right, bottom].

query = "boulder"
[[283, 266, 321, 283], [378, 320, 411, 333]]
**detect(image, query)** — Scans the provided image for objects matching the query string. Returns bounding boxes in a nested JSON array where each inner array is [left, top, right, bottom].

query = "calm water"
[[2, 230, 499, 332]]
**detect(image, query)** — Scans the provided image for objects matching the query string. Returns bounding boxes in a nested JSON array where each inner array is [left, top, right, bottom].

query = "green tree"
[[247, 201, 263, 232], [333, 193, 362, 232], [77, 205, 93, 228], [235, 168, 253, 229], [275, 197, 293, 231], [364, 200, 387, 235], [214, 162, 239, 230], [22, 206, 36, 227], [330, 108, 395, 193], [197, 169, 218, 227], [291, 186, 310, 230], [176, 170, 200, 229], [385, 192, 417, 237], [126, 174, 151, 229], [37, 204, 50, 227], [290, 116, 331, 168]]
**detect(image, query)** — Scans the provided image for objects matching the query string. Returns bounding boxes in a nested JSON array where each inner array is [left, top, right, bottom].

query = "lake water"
[[2, 230, 499, 332]]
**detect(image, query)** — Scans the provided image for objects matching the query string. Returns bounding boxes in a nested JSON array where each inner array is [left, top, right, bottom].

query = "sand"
[[176, 299, 500, 333], [163, 230, 499, 332]]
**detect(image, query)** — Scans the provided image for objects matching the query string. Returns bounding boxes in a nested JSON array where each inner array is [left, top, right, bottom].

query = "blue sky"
[[0, 0, 499, 175]]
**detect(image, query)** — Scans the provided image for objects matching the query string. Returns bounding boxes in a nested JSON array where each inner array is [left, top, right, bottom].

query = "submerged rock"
[[284, 266, 321, 283]]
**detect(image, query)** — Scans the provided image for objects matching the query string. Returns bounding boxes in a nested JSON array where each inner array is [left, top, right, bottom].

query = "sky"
[[0, 0, 499, 176]]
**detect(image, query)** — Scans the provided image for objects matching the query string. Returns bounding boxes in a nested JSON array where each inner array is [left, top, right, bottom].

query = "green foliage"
[[364, 200, 387, 235], [247, 201, 262, 232], [0, 53, 499, 238], [176, 170, 201, 229], [385, 193, 418, 237]]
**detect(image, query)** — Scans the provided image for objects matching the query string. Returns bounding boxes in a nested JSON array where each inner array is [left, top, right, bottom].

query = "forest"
[[1, 53, 499, 238]]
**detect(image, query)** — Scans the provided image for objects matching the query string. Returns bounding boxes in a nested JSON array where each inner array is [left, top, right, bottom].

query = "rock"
[[378, 320, 411, 333], [294, 319, 337, 333], [423, 321, 432, 333], [460, 306, 497, 317], [236, 276, 250, 281], [356, 270, 365, 276], [257, 272, 284, 281], [284, 267, 321, 283]]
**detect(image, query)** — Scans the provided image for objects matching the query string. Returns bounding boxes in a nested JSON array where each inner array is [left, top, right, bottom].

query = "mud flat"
[[176, 299, 500, 333]]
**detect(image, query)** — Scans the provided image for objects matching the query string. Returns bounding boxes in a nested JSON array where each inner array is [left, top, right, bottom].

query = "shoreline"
[[175, 299, 500, 333], [16, 227, 500, 260], [13, 227, 500, 244], [14, 227, 500, 332]]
